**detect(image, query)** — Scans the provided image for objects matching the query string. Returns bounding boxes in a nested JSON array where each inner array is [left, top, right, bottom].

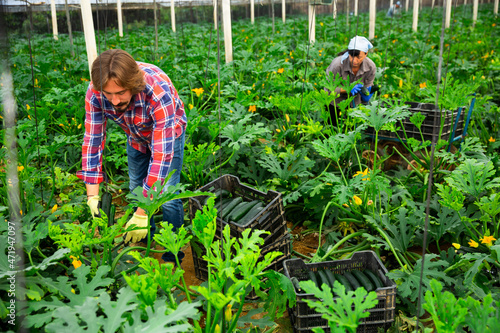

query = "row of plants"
[[1, 4, 499, 331]]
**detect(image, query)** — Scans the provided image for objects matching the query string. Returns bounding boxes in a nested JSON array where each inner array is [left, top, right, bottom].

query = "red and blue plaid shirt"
[[77, 62, 186, 196]]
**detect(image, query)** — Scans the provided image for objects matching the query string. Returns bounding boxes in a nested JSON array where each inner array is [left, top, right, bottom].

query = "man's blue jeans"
[[127, 131, 185, 263]]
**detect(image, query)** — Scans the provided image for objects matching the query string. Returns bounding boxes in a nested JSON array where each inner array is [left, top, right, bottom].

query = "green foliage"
[[299, 280, 378, 333]]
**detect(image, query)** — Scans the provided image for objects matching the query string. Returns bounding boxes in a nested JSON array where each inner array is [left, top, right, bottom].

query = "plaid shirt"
[[77, 62, 186, 196]]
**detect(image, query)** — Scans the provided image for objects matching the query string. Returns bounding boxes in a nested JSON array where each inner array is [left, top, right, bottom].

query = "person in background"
[[77, 49, 187, 264], [387, 1, 401, 18], [324, 36, 376, 126]]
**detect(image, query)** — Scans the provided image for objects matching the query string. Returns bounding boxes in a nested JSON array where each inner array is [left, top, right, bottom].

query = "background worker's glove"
[[87, 195, 100, 217], [124, 213, 149, 243], [350, 83, 363, 96], [361, 86, 374, 102]]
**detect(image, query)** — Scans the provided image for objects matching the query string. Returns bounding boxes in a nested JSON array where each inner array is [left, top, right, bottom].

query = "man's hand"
[[350, 83, 363, 96], [87, 195, 100, 217], [124, 213, 149, 243], [361, 86, 374, 102]]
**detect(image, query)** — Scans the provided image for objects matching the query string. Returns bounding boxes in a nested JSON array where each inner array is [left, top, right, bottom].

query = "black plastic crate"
[[192, 233, 292, 282], [367, 102, 464, 142], [289, 308, 392, 333], [189, 174, 287, 247], [283, 251, 396, 330]]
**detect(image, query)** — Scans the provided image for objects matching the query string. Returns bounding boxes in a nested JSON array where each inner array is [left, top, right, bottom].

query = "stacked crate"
[[367, 102, 465, 142], [189, 174, 291, 291], [283, 251, 397, 333]]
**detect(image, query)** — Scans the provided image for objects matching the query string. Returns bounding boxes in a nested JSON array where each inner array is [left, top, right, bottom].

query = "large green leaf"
[[387, 254, 454, 302], [445, 159, 500, 199]]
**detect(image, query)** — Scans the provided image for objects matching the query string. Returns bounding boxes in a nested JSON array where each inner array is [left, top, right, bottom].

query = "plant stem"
[[318, 230, 366, 262]]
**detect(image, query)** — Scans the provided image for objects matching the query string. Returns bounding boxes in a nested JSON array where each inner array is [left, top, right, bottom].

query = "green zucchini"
[[203, 189, 231, 206], [352, 270, 374, 292], [215, 198, 235, 217], [324, 269, 337, 289], [100, 191, 112, 219], [343, 271, 362, 290], [317, 270, 332, 289], [291, 277, 302, 293], [221, 197, 243, 220], [334, 273, 353, 292], [364, 269, 384, 289], [235, 202, 264, 225], [227, 200, 260, 222], [307, 270, 319, 288]]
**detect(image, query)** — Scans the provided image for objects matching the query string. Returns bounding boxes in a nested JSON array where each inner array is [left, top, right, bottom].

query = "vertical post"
[[354, 0, 358, 16], [346, 0, 349, 26], [432, 0, 436, 9], [405, 0, 409, 11], [333, 0, 337, 19], [369, 0, 376, 40], [495, 0, 499, 15], [445, 0, 452, 27], [282, 0, 285, 23], [171, 0, 176, 32], [222, 0, 233, 62], [154, 0, 158, 53], [251, 0, 255, 24], [50, 0, 58, 40], [412, 0, 419, 32], [214, 0, 218, 29], [473, 0, 478, 25], [64, 0, 74, 56], [308, 4, 315, 44], [117, 0, 123, 37], [270, 0, 275, 34], [390, 0, 393, 8], [81, 0, 97, 75]]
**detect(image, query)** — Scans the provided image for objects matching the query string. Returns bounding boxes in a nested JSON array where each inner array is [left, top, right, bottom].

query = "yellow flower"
[[278, 68, 284, 74], [17, 166, 24, 172], [248, 105, 256, 113], [285, 114, 290, 122], [493, 23, 496, 27], [353, 195, 362, 205], [353, 168, 370, 181], [26, 104, 31, 110], [215, 324, 220, 333], [285, 58, 289, 62], [392, 39, 396, 43], [479, 235, 496, 246], [59, 124, 64, 127], [452, 243, 461, 250], [188, 104, 194, 110], [342, 203, 349, 208], [419, 82, 427, 89], [77, 124, 82, 129], [400, 61, 405, 64], [468, 239, 479, 248], [489, 136, 496, 143], [70, 255, 82, 269], [399, 80, 403, 88], [383, 94, 389, 98], [225, 303, 232, 321], [51, 204, 58, 213], [276, 128, 281, 133], [191, 88, 204, 97], [477, 41, 482, 44], [320, 22, 324, 26]]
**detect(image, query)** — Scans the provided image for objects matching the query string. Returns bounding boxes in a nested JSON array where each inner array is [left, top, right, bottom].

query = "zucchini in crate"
[[334, 273, 353, 292], [235, 201, 264, 225], [291, 277, 302, 293], [215, 197, 234, 217], [351, 270, 375, 291], [364, 269, 384, 289], [202, 188, 231, 206], [343, 271, 361, 290], [227, 200, 260, 223], [221, 197, 243, 220], [307, 270, 319, 288], [317, 270, 332, 289]]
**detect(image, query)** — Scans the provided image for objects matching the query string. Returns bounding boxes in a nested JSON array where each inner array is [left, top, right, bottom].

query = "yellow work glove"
[[87, 195, 100, 217], [124, 213, 149, 243]]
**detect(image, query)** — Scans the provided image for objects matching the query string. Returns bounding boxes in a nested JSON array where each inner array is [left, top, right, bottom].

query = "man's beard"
[[113, 99, 132, 112]]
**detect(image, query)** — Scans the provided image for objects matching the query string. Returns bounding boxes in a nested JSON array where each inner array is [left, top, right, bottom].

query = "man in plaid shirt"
[[77, 49, 187, 263]]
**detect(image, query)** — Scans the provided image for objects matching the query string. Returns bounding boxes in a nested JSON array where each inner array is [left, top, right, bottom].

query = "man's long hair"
[[91, 49, 145, 95]]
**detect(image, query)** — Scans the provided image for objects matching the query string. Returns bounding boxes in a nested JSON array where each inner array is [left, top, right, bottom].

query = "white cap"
[[347, 36, 373, 53]]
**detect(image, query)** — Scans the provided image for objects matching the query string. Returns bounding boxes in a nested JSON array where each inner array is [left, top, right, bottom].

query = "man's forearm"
[[86, 183, 100, 197]]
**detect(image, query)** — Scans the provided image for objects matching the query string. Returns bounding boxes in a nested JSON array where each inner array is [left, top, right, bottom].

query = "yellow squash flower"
[[248, 105, 256, 113], [419, 82, 427, 89], [51, 204, 58, 213], [452, 243, 461, 250], [70, 255, 82, 269], [468, 239, 479, 248], [17, 166, 24, 172], [188, 104, 194, 110], [353, 195, 362, 205], [489, 136, 496, 143], [479, 236, 496, 246], [191, 88, 204, 97], [353, 168, 370, 181], [285, 114, 290, 122], [278, 68, 284, 74], [225, 303, 232, 321]]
